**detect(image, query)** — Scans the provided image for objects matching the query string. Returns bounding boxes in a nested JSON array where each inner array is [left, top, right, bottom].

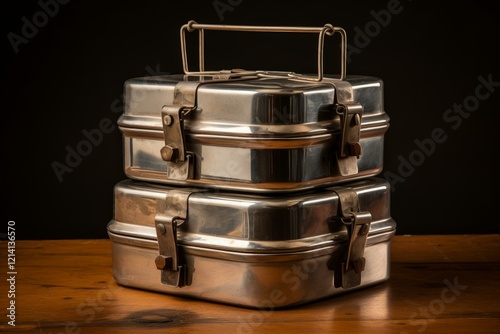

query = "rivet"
[[359, 223, 370, 236], [155, 255, 172, 270], [163, 115, 173, 126], [156, 223, 166, 235], [160, 146, 178, 162], [353, 113, 361, 126]]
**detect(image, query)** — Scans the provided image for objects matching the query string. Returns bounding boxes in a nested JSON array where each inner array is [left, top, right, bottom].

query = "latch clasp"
[[154, 189, 196, 288], [324, 78, 363, 177], [330, 188, 372, 289], [161, 106, 187, 162], [160, 106, 194, 181], [155, 215, 186, 287], [335, 102, 363, 176], [336, 103, 363, 158]]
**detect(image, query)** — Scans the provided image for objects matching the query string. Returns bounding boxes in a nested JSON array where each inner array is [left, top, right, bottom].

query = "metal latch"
[[161, 106, 187, 163], [336, 102, 363, 159], [326, 79, 364, 176], [160, 105, 195, 181], [329, 188, 372, 289], [154, 189, 196, 288], [160, 79, 201, 181], [160, 78, 254, 181]]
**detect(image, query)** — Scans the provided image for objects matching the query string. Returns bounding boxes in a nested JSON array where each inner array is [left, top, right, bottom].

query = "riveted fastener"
[[163, 115, 174, 126], [161, 145, 179, 162], [156, 223, 166, 235], [359, 223, 370, 236], [155, 255, 173, 270]]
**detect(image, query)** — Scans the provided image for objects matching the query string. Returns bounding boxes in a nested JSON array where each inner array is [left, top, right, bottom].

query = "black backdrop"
[[2, 0, 499, 240]]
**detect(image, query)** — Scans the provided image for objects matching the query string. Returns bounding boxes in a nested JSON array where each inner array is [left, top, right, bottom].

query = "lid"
[[118, 21, 388, 138], [118, 75, 388, 138], [107, 177, 395, 253]]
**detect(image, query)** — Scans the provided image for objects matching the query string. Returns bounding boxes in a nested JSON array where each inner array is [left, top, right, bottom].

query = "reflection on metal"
[[108, 178, 396, 307], [120, 21, 389, 192]]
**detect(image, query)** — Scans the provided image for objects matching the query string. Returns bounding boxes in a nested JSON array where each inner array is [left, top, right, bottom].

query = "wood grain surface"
[[1, 235, 499, 333]]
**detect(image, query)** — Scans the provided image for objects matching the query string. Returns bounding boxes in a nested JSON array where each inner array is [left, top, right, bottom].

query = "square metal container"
[[107, 177, 396, 308], [118, 22, 390, 193]]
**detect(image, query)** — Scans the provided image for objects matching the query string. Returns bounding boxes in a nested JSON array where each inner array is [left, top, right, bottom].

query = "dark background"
[[2, 0, 499, 240]]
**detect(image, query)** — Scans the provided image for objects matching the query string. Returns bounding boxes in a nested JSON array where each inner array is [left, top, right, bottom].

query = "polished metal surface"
[[107, 177, 395, 308], [120, 75, 384, 129], [109, 230, 394, 308], [108, 177, 394, 251], [118, 75, 389, 192]]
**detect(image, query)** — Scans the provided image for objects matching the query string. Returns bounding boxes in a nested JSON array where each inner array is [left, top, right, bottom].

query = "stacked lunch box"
[[107, 21, 397, 308]]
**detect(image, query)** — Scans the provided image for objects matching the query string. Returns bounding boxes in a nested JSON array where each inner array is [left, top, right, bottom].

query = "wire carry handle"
[[180, 20, 347, 82]]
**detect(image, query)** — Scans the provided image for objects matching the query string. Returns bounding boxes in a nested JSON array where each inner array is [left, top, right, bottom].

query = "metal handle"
[[180, 20, 347, 81]]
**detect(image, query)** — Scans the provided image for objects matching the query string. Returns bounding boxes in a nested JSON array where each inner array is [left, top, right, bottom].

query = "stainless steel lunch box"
[[118, 21, 390, 193], [107, 177, 396, 308]]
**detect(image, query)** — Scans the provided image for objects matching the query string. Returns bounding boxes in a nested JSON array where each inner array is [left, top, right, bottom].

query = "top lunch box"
[[118, 21, 390, 193]]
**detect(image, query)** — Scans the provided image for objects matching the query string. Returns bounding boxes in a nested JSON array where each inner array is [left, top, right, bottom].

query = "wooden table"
[[1, 235, 499, 333]]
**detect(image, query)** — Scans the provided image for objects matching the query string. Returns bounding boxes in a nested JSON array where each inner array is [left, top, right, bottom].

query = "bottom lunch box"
[[107, 177, 396, 308]]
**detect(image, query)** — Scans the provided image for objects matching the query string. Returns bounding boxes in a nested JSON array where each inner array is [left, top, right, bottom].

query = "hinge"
[[329, 188, 372, 289], [154, 189, 196, 288]]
